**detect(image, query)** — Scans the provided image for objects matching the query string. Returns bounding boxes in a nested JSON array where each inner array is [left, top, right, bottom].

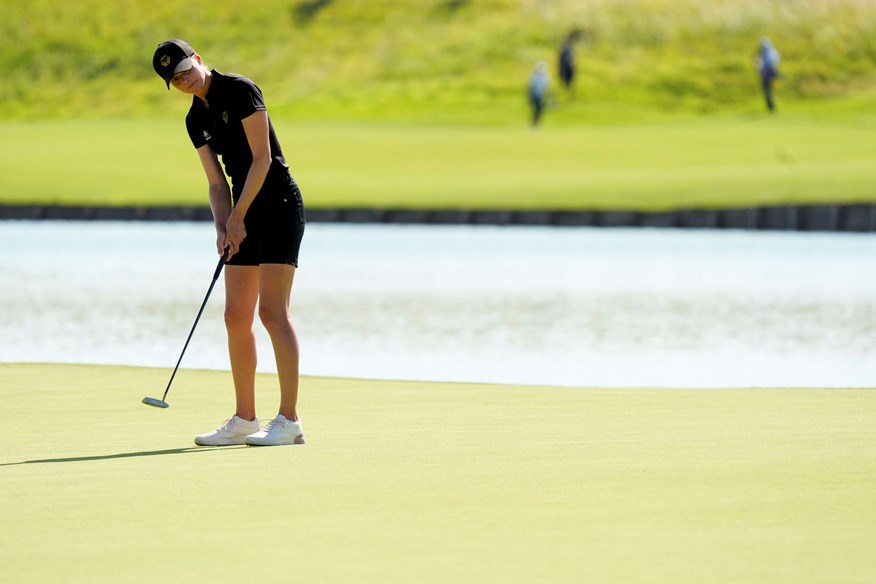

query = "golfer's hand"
[[215, 229, 227, 257], [224, 213, 247, 258]]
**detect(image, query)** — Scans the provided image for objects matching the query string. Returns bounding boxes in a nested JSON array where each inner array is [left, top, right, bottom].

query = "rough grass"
[[3, 0, 876, 120], [1, 363, 874, 583]]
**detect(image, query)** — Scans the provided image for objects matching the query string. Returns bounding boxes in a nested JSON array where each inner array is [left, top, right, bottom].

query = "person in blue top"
[[755, 37, 781, 112], [152, 39, 306, 447], [528, 61, 551, 127]]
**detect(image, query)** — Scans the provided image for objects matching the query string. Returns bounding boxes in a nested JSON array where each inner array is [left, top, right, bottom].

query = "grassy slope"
[[3, 0, 876, 120], [1, 363, 874, 583]]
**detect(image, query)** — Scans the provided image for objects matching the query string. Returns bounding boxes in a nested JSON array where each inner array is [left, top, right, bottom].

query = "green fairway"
[[1, 363, 873, 583], [2, 112, 876, 211]]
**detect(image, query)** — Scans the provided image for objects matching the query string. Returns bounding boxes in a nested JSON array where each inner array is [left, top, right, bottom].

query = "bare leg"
[[224, 265, 260, 421], [257, 264, 300, 421]]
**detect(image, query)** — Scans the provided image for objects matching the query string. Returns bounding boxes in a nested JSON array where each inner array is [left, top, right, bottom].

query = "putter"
[[142, 248, 229, 409]]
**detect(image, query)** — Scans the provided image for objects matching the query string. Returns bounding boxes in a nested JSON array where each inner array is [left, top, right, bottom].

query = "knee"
[[225, 306, 254, 331], [258, 304, 291, 333]]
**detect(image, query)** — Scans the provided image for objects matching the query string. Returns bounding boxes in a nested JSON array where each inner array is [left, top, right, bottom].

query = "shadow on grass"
[[0, 446, 246, 466]]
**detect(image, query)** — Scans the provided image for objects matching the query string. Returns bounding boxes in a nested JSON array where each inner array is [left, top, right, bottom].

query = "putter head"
[[142, 397, 170, 409]]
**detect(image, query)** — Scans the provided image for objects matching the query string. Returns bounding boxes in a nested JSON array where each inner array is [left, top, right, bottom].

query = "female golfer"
[[152, 39, 305, 447]]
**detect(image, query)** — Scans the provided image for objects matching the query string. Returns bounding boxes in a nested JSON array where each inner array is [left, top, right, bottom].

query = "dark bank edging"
[[2, 203, 876, 232]]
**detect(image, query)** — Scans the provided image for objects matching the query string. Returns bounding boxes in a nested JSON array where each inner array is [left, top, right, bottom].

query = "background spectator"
[[755, 36, 781, 112]]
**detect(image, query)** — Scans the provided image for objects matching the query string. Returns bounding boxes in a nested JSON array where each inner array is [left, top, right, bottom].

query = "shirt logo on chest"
[[222, 111, 229, 124]]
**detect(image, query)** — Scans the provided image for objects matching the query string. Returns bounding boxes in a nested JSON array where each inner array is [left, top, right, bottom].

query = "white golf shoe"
[[194, 415, 260, 446], [245, 415, 305, 446]]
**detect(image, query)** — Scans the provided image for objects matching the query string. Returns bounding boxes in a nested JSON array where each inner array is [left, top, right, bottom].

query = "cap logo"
[[160, 55, 171, 67]]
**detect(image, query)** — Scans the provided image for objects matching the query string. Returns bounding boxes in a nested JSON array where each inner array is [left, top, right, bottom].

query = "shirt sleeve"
[[229, 77, 267, 121], [185, 109, 207, 149]]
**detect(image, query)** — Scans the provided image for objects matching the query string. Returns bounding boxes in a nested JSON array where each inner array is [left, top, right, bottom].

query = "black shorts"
[[228, 184, 306, 267]]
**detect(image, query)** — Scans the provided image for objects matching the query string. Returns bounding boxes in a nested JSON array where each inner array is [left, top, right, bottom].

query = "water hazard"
[[2, 220, 874, 387]]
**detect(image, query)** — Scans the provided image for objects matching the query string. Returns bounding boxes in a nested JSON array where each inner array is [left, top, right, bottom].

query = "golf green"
[[1, 363, 873, 583]]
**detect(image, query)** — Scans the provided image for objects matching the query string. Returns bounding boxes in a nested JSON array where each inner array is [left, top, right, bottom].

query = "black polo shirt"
[[185, 70, 292, 203]]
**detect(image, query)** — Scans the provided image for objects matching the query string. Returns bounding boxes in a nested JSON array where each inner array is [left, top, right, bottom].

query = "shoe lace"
[[220, 418, 235, 431], [259, 417, 289, 432]]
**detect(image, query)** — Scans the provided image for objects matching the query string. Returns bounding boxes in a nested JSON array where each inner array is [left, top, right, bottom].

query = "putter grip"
[[213, 248, 229, 280]]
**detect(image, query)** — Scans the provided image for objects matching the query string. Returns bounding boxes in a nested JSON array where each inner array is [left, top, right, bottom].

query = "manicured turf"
[[2, 114, 876, 212], [1, 363, 874, 583]]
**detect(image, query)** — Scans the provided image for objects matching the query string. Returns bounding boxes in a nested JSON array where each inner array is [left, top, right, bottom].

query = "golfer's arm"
[[196, 145, 232, 229], [232, 110, 272, 218]]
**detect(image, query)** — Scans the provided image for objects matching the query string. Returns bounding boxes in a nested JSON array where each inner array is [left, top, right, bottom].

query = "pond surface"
[[2, 220, 875, 387]]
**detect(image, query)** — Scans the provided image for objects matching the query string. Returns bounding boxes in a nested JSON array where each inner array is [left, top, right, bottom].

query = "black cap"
[[152, 39, 196, 89]]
